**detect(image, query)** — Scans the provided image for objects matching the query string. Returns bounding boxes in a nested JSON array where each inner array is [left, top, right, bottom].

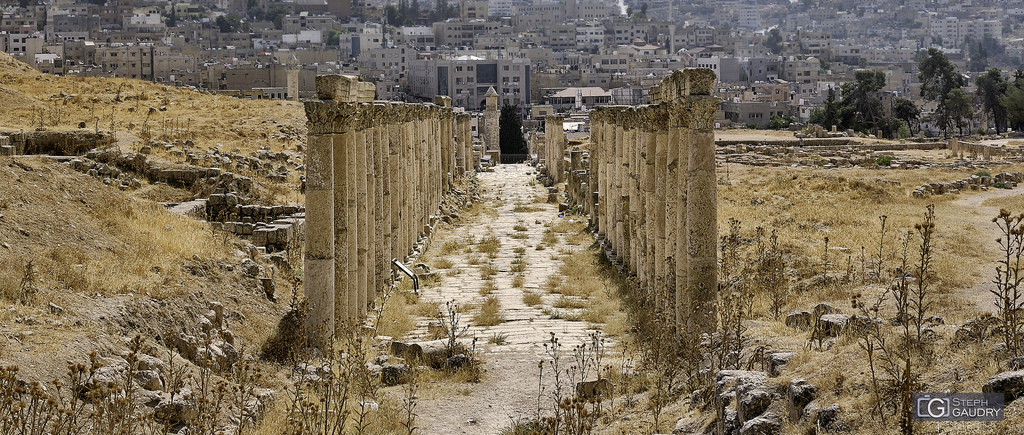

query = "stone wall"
[[949, 138, 1017, 160], [303, 75, 471, 343], [588, 69, 720, 336]]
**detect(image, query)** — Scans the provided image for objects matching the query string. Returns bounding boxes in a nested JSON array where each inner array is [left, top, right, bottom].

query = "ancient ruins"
[[586, 69, 720, 335], [303, 75, 471, 341]]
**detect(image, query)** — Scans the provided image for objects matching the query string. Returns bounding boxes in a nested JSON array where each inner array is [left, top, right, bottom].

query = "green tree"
[[811, 87, 843, 131], [944, 88, 974, 136], [1001, 83, 1024, 132], [892, 97, 921, 134], [499, 104, 528, 155], [166, 4, 178, 27], [840, 70, 887, 133], [215, 14, 243, 33], [765, 29, 782, 54], [976, 68, 1008, 133], [918, 48, 965, 136], [325, 29, 341, 46]]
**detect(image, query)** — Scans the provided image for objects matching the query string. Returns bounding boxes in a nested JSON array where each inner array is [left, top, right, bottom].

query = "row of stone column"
[[304, 75, 471, 342], [541, 115, 566, 183], [588, 69, 720, 337]]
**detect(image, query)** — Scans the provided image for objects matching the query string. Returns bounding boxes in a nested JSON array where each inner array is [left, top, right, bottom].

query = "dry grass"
[[476, 235, 502, 255], [431, 257, 454, 270], [553, 296, 587, 309], [513, 222, 528, 232], [511, 274, 526, 288], [411, 299, 441, 318], [718, 165, 1023, 295], [522, 291, 543, 306], [479, 281, 497, 296], [480, 264, 498, 280], [474, 296, 505, 326], [510, 258, 528, 273], [376, 292, 417, 339], [513, 203, 545, 213], [464, 202, 499, 221], [544, 275, 562, 294], [982, 191, 1024, 210], [541, 228, 559, 247], [438, 240, 466, 256]]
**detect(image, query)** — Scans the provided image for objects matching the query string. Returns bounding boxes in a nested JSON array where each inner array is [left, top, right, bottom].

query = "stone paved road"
[[410, 164, 608, 434]]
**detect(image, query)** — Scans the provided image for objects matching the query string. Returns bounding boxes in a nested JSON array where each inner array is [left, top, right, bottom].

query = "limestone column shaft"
[[674, 109, 690, 326], [304, 132, 334, 344], [354, 126, 369, 319], [653, 125, 667, 310], [643, 127, 656, 299], [341, 127, 359, 324], [382, 117, 393, 288], [664, 116, 679, 315], [686, 97, 719, 336]]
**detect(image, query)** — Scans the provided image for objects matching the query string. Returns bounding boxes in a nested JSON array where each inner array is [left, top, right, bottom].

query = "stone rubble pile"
[[912, 172, 1023, 197]]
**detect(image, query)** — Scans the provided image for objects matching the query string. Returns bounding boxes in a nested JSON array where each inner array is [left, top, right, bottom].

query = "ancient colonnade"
[[540, 116, 566, 184], [588, 69, 720, 335], [304, 75, 472, 342]]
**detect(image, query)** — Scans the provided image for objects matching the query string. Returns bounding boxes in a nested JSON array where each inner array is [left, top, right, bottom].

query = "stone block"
[[315, 75, 376, 102]]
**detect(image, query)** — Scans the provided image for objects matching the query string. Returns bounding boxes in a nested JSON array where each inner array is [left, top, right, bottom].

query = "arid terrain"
[[2, 51, 1024, 434]]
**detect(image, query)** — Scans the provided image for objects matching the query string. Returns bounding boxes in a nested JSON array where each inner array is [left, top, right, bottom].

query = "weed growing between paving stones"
[[477, 235, 502, 255], [511, 257, 528, 273], [474, 296, 505, 326], [479, 281, 497, 296], [480, 265, 499, 280], [512, 274, 526, 288], [522, 291, 543, 306], [438, 240, 466, 256], [431, 257, 454, 270], [513, 204, 545, 213]]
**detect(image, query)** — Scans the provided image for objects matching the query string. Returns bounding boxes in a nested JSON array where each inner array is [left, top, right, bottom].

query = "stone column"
[[484, 87, 500, 160], [664, 105, 679, 316], [642, 123, 656, 297], [653, 116, 668, 312], [686, 96, 719, 336], [570, 148, 583, 207], [354, 120, 369, 319], [303, 120, 334, 345], [549, 115, 566, 183], [590, 118, 603, 232], [340, 116, 358, 324], [673, 102, 690, 324], [381, 105, 393, 290]]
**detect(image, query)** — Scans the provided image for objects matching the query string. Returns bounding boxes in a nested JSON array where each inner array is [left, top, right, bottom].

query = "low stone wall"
[[585, 69, 720, 336], [0, 129, 116, 156], [950, 138, 1021, 160], [304, 75, 473, 342]]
